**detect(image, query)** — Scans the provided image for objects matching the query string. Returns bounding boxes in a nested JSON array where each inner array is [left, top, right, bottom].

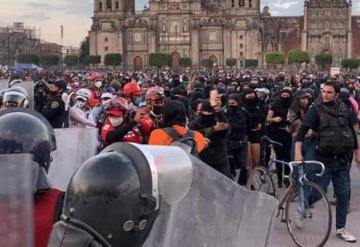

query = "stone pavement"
[[270, 165, 360, 247]]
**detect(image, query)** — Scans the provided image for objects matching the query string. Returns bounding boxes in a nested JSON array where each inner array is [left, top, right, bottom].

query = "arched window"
[[99, 2, 103, 11], [106, 0, 112, 9], [239, 0, 244, 7]]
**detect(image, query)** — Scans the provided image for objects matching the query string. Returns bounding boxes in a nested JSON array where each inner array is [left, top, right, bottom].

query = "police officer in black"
[[295, 81, 360, 243], [41, 80, 66, 128]]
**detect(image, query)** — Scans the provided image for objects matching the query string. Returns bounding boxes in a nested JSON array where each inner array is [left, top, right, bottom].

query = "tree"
[[287, 49, 310, 68], [88, 55, 101, 65], [315, 53, 333, 70], [149, 53, 171, 68], [341, 58, 360, 72], [16, 54, 39, 65], [64, 55, 79, 67], [39, 55, 60, 67], [79, 36, 90, 65], [265, 52, 284, 68], [104, 53, 122, 67], [226, 58, 237, 68], [179, 57, 192, 68], [201, 59, 214, 69], [245, 59, 259, 68]]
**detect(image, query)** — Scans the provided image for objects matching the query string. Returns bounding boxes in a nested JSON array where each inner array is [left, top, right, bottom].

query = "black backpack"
[[163, 127, 199, 156]]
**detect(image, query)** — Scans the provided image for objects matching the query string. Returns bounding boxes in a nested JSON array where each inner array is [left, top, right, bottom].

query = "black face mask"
[[152, 105, 163, 116], [200, 114, 216, 127], [281, 97, 292, 107], [243, 98, 257, 108], [228, 105, 238, 113], [164, 90, 171, 97]]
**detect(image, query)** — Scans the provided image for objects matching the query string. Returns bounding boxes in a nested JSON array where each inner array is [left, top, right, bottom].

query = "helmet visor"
[[130, 144, 193, 205]]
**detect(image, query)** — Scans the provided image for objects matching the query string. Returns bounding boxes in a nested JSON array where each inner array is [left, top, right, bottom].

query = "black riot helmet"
[[55, 143, 159, 247], [0, 109, 55, 193]]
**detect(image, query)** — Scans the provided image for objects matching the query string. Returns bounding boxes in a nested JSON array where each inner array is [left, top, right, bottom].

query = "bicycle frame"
[[276, 161, 326, 221]]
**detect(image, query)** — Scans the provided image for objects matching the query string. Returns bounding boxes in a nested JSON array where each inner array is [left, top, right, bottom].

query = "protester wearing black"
[[295, 81, 360, 243], [241, 90, 264, 170], [41, 80, 66, 128], [226, 93, 248, 185], [266, 88, 293, 188], [188, 100, 232, 178]]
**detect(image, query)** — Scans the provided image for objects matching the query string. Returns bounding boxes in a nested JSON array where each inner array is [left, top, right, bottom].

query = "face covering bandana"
[[94, 81, 102, 88], [75, 100, 86, 108], [109, 116, 124, 127]]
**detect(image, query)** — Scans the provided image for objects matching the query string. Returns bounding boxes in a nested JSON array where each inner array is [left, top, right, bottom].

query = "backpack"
[[163, 127, 199, 156], [315, 107, 355, 155]]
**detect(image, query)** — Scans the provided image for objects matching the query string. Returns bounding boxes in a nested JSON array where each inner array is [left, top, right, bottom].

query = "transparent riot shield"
[[0, 154, 33, 247], [17, 81, 34, 110], [130, 144, 193, 206], [48, 128, 99, 191], [102, 143, 193, 208]]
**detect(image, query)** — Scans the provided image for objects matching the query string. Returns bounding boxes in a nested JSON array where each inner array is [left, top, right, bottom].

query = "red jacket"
[[101, 118, 143, 145], [35, 189, 63, 247]]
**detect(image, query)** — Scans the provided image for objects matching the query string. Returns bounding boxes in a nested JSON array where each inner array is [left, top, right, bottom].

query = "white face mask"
[[102, 99, 111, 106], [75, 100, 86, 108], [94, 81, 102, 88], [109, 116, 124, 127]]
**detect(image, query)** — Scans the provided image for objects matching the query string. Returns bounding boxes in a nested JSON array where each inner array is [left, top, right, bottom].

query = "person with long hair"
[[266, 88, 293, 188], [241, 90, 263, 172]]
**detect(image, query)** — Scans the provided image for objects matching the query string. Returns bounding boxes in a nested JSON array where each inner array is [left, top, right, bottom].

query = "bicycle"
[[247, 136, 332, 247]]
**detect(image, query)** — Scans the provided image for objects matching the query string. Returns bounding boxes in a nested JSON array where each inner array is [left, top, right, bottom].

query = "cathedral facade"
[[89, 0, 360, 69]]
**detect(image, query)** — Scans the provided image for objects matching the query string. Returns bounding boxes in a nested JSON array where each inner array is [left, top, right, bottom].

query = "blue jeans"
[[310, 158, 350, 229]]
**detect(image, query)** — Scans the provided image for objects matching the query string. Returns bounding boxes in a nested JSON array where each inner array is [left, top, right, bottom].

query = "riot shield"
[[48, 128, 99, 191], [0, 154, 33, 247], [143, 155, 279, 247], [16, 81, 34, 110]]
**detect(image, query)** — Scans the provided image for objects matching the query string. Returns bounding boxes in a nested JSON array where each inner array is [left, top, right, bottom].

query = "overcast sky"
[[0, 0, 359, 47]]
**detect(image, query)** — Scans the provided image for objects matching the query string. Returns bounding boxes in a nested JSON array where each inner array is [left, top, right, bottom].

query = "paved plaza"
[[271, 165, 360, 247]]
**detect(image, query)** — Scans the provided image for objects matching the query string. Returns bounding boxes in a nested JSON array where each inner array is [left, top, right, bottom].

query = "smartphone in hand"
[[210, 89, 220, 107]]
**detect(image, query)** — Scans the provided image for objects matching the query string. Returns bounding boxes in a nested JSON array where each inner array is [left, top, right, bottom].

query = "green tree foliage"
[[225, 58, 237, 68], [79, 36, 90, 64], [315, 53, 333, 69], [265, 52, 284, 67], [245, 59, 259, 68], [39, 55, 60, 66], [16, 54, 39, 65], [88, 55, 101, 65], [149, 53, 171, 68], [179, 57, 192, 67], [64, 55, 79, 67], [201, 58, 214, 69], [104, 53, 122, 66], [287, 49, 310, 65], [341, 59, 360, 71]]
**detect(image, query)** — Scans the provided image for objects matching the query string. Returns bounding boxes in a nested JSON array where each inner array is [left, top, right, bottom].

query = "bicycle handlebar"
[[288, 161, 326, 178], [260, 136, 283, 148]]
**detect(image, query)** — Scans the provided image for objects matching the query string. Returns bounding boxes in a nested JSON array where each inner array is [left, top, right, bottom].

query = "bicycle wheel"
[[286, 181, 332, 247], [247, 167, 276, 197]]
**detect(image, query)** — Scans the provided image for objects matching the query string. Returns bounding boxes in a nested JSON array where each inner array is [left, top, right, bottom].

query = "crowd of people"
[[1, 68, 360, 245]]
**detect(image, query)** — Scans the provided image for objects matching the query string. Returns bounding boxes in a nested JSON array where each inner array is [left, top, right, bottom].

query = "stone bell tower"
[[89, 0, 135, 63]]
